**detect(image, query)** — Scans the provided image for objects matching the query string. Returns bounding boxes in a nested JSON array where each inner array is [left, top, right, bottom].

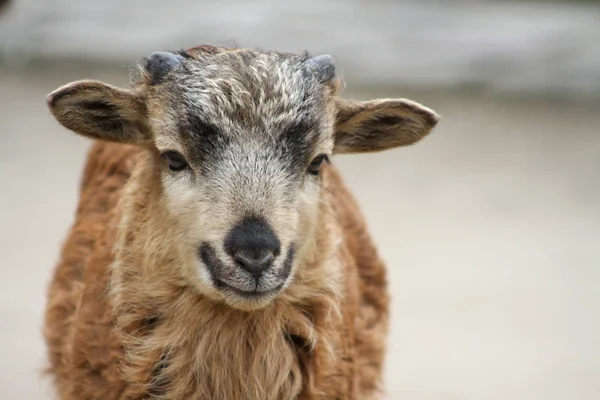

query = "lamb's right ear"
[[46, 80, 150, 143]]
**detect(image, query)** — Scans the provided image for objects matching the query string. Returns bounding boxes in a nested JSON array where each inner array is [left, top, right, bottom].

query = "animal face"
[[146, 50, 338, 309], [47, 45, 440, 310]]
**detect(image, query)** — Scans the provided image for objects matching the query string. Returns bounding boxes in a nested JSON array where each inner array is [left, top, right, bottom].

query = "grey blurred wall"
[[1, 0, 600, 99]]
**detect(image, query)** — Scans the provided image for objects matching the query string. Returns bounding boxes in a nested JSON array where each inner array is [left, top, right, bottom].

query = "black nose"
[[224, 217, 281, 279]]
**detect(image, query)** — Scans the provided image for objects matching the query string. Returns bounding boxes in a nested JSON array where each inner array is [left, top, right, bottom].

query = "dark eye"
[[162, 151, 189, 172], [307, 154, 329, 175]]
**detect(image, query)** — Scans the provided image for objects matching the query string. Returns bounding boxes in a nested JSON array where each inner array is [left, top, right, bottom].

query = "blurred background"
[[1, 0, 599, 399]]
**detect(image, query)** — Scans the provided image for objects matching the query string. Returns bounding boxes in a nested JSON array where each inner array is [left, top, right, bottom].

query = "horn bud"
[[304, 54, 336, 83], [145, 52, 183, 84]]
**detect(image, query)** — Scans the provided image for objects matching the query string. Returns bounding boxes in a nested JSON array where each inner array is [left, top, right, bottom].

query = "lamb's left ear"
[[333, 97, 440, 154], [46, 80, 150, 144]]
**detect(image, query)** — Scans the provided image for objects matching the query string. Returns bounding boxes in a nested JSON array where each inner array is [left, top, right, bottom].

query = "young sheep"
[[44, 45, 439, 400]]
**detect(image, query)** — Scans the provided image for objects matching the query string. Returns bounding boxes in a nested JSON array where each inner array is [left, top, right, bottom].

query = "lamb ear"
[[333, 97, 440, 154], [46, 80, 150, 143]]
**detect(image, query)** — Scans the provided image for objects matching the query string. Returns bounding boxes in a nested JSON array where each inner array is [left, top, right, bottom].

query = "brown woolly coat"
[[44, 141, 389, 399]]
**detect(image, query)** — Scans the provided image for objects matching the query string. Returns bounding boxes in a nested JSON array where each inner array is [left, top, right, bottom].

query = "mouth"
[[200, 242, 293, 300], [214, 279, 284, 299]]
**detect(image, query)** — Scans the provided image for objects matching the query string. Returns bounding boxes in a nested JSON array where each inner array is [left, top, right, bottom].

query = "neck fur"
[[109, 156, 345, 399]]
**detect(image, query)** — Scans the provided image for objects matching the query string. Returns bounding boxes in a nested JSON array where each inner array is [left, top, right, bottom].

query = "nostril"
[[224, 217, 281, 277], [233, 250, 275, 276], [235, 252, 274, 268]]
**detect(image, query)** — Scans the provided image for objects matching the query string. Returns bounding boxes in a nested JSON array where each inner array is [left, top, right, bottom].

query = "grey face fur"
[[145, 49, 338, 308], [47, 45, 440, 311]]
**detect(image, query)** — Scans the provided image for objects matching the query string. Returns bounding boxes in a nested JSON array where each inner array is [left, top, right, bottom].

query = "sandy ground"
[[0, 65, 599, 400]]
